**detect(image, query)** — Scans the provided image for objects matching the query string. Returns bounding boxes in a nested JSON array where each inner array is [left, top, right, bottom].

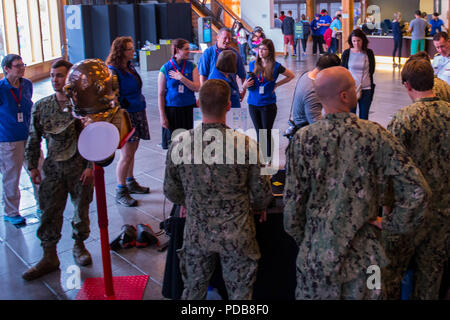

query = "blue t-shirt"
[[247, 61, 282, 106], [430, 18, 444, 36], [311, 19, 321, 36], [208, 68, 241, 108], [0, 77, 33, 142], [318, 15, 332, 35], [160, 59, 196, 107], [330, 18, 342, 35], [108, 64, 146, 113], [198, 44, 246, 91]]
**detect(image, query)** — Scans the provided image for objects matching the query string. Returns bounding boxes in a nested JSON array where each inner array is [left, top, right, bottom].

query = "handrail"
[[185, 0, 253, 35], [183, 0, 223, 33], [214, 0, 253, 34]]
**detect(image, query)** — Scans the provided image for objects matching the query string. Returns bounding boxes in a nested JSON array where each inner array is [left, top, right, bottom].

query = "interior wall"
[[368, 0, 420, 22], [420, 0, 434, 14], [240, 0, 284, 53]]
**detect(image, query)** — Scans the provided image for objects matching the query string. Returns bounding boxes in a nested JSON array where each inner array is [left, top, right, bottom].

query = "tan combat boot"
[[73, 241, 92, 266], [22, 245, 60, 281]]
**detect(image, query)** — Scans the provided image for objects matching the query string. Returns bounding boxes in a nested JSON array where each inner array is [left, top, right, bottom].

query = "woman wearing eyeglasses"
[[0, 54, 33, 225], [106, 36, 151, 207], [243, 39, 294, 162]]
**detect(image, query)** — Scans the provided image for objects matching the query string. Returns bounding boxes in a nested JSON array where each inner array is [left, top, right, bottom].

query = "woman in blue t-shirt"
[[158, 38, 200, 150], [243, 39, 294, 160], [106, 36, 150, 207], [392, 12, 405, 67], [208, 50, 242, 109]]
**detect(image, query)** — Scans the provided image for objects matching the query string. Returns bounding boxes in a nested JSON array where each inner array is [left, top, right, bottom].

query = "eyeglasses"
[[11, 63, 26, 68]]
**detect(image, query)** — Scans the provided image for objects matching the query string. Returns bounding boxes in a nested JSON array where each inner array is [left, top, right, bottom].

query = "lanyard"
[[170, 59, 186, 75], [10, 85, 23, 109], [258, 72, 264, 83]]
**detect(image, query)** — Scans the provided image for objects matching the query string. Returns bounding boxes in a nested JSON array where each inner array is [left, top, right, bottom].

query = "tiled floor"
[[0, 52, 413, 300]]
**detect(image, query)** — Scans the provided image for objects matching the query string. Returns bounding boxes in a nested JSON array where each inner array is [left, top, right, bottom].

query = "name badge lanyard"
[[170, 59, 186, 79], [259, 72, 265, 94], [170, 59, 186, 93], [10, 85, 23, 122]]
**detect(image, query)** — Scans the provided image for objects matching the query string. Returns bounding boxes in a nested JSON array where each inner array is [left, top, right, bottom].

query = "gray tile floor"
[[0, 53, 412, 300]]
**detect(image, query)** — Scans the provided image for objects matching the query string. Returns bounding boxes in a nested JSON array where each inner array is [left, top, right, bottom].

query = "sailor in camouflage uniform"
[[384, 58, 449, 300], [407, 52, 450, 102], [22, 60, 94, 281], [164, 79, 272, 300], [283, 66, 431, 300]]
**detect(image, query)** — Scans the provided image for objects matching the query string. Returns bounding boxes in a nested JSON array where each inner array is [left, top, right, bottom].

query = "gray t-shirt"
[[348, 51, 371, 90], [409, 18, 428, 40], [292, 72, 322, 125]]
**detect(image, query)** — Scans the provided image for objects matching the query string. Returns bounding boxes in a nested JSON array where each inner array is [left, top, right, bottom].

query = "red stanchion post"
[[93, 163, 115, 299]]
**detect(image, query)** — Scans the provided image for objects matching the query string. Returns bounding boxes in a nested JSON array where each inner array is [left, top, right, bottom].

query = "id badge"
[[259, 86, 265, 94], [178, 85, 184, 94], [17, 112, 23, 123]]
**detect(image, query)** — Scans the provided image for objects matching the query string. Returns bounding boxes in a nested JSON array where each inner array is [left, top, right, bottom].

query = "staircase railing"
[[186, 0, 253, 35]]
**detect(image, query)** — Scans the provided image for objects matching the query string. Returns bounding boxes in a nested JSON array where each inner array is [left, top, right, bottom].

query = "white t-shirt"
[[432, 55, 450, 84], [348, 51, 371, 90]]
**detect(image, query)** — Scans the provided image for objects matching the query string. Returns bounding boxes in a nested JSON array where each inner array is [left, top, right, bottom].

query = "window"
[[0, 4, 6, 62], [330, 3, 342, 17], [1, 0, 62, 66]]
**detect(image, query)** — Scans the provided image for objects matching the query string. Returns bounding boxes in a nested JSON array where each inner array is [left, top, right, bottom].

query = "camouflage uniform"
[[433, 76, 450, 102], [283, 112, 430, 300], [386, 97, 450, 300], [164, 123, 272, 300], [25, 94, 93, 248]]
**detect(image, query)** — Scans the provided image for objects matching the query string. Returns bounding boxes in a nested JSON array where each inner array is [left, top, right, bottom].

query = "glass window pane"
[[48, 0, 61, 59], [16, 0, 33, 64], [0, 3, 7, 62], [29, 0, 43, 63], [39, 0, 52, 60]]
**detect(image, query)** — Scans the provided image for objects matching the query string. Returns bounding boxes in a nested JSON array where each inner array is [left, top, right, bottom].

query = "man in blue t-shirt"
[[429, 12, 447, 36], [198, 28, 247, 101], [0, 54, 34, 225], [318, 9, 332, 38]]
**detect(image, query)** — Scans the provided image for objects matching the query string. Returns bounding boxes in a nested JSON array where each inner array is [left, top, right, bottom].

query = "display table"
[[367, 35, 438, 58], [161, 198, 298, 300]]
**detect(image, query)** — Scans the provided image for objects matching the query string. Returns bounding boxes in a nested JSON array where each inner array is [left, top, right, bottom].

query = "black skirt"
[[128, 109, 150, 142], [161, 105, 195, 149]]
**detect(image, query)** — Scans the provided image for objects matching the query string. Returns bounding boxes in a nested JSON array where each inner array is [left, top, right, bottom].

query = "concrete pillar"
[[342, 0, 354, 51]]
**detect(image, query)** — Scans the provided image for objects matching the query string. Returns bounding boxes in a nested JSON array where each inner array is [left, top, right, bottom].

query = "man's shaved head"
[[314, 66, 357, 113]]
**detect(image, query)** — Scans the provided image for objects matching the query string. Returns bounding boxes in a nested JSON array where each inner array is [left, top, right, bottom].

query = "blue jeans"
[[350, 89, 373, 120], [238, 43, 248, 65], [327, 37, 338, 54]]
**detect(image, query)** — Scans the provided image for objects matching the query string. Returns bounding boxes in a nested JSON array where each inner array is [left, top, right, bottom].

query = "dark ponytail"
[[172, 38, 189, 59]]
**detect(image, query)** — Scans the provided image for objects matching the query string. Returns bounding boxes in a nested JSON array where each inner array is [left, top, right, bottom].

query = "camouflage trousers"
[[37, 154, 93, 248], [178, 243, 259, 300], [383, 214, 449, 300], [295, 270, 384, 300]]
